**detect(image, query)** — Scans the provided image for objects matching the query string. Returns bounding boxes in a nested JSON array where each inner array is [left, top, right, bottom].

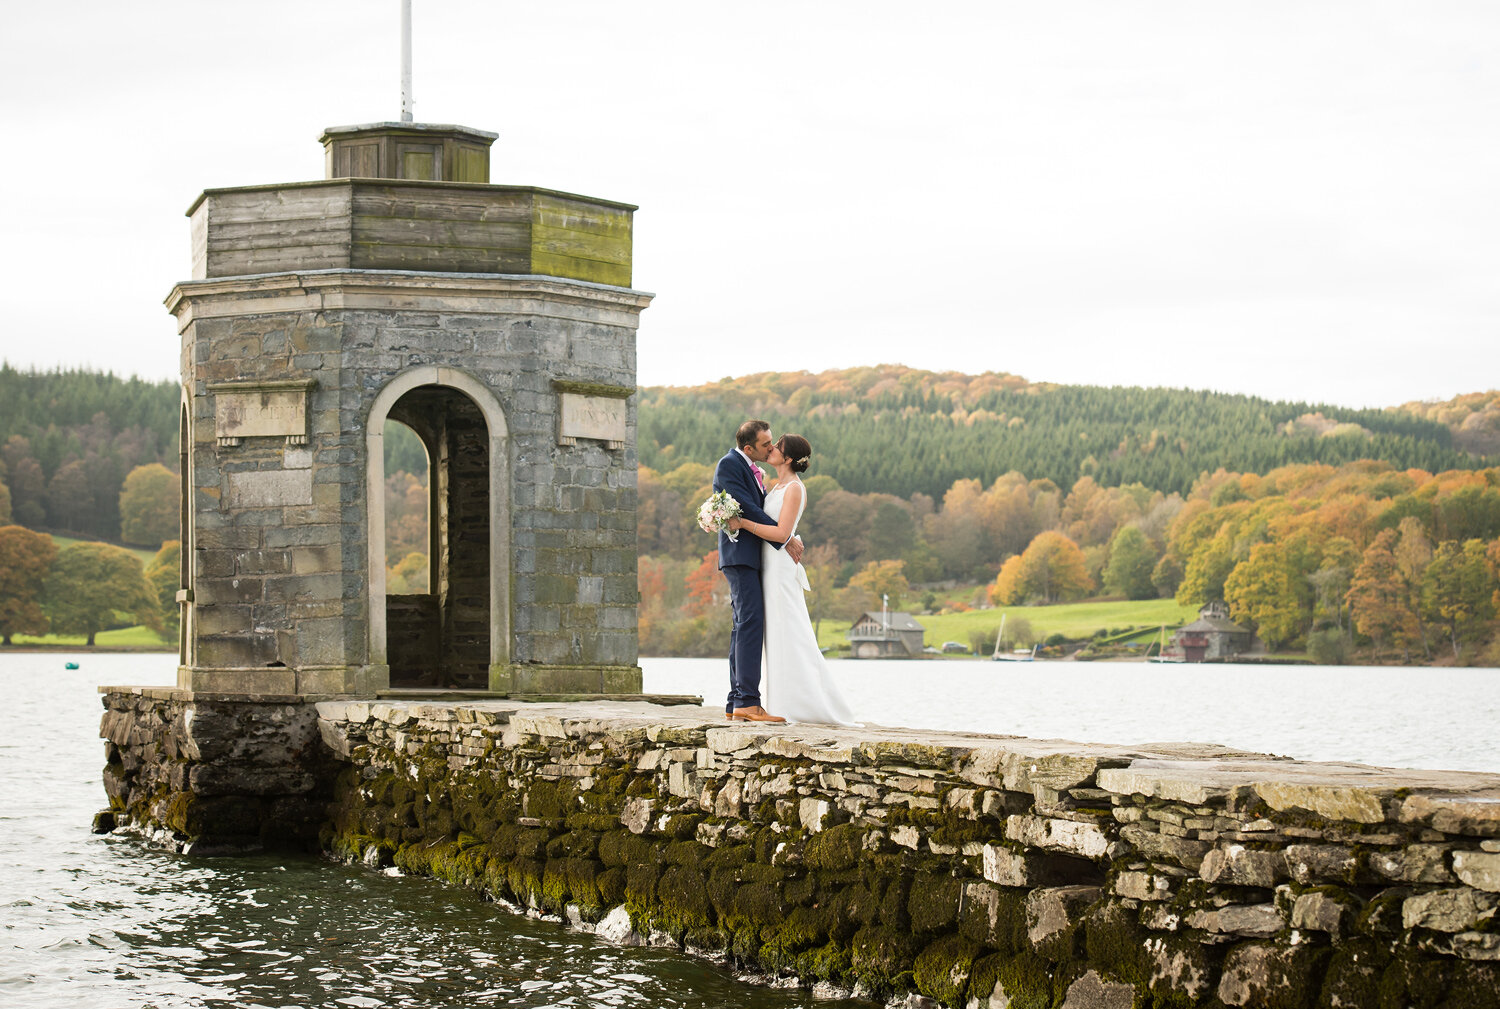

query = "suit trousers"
[[721, 564, 764, 712]]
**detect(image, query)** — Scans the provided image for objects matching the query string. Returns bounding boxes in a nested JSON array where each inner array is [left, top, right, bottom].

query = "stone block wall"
[[170, 272, 651, 692], [100, 687, 336, 854], [310, 701, 1500, 1008]]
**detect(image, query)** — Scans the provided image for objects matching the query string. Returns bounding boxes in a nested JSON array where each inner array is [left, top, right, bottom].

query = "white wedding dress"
[[760, 479, 859, 726]]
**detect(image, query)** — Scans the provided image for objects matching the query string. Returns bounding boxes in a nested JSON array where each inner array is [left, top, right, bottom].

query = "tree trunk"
[[86, 631, 96, 646]]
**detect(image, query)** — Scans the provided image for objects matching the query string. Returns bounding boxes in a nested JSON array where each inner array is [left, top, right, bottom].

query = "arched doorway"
[[367, 368, 510, 688]]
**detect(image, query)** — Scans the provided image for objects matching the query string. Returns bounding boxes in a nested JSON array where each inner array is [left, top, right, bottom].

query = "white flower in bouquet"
[[697, 490, 743, 542]]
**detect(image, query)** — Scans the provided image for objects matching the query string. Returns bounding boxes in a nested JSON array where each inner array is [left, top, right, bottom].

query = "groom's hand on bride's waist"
[[786, 536, 804, 564]]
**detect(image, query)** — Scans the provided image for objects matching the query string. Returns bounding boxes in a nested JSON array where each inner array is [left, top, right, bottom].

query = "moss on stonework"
[[805, 822, 864, 870], [654, 865, 713, 937], [986, 950, 1054, 1009], [849, 924, 922, 997], [907, 872, 961, 934], [1083, 900, 1148, 988], [912, 933, 982, 1005], [797, 940, 853, 987]]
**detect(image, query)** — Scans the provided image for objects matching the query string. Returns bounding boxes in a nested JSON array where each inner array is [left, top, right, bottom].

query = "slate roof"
[[850, 612, 926, 634]]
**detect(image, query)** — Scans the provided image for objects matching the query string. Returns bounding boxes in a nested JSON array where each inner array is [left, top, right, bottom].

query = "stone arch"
[[366, 366, 511, 685]]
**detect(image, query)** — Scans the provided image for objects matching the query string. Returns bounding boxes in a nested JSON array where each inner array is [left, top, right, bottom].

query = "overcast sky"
[[2, 1, 1496, 408]]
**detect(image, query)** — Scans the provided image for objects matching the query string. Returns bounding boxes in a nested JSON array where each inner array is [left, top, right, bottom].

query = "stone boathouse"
[[168, 120, 651, 696]]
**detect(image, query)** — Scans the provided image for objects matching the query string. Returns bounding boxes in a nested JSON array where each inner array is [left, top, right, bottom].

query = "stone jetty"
[[102, 689, 1500, 1007]]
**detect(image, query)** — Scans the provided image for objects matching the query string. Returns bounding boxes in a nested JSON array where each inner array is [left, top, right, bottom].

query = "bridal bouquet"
[[697, 490, 743, 542]]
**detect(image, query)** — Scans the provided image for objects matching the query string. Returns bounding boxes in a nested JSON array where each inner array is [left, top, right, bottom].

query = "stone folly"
[[168, 121, 649, 696], [102, 691, 1499, 1008]]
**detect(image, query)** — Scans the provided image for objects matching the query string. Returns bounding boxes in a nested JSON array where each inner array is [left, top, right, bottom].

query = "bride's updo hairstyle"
[[776, 434, 813, 474]]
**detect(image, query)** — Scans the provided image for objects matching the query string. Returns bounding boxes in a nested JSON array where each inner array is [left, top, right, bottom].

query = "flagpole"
[[400, 0, 414, 122]]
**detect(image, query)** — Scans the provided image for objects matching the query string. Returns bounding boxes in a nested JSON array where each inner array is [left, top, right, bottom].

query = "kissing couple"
[[713, 420, 857, 726]]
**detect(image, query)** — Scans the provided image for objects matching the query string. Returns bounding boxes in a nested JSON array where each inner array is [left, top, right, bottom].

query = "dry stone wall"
[[314, 699, 1500, 1008]]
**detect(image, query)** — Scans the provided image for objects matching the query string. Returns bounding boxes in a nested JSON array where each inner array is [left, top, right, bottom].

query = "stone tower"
[[167, 121, 650, 696]]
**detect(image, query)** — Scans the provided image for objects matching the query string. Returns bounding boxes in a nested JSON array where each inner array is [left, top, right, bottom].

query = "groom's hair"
[[735, 419, 770, 449]]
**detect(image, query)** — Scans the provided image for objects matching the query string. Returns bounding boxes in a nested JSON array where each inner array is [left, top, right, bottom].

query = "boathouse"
[[1171, 601, 1254, 662], [846, 610, 926, 658], [167, 120, 650, 696]]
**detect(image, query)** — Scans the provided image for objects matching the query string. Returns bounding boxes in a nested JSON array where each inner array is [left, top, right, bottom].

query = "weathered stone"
[[1284, 843, 1358, 885], [620, 796, 655, 835], [981, 843, 1040, 887], [713, 776, 742, 819], [1291, 891, 1353, 937], [1006, 815, 1112, 860], [1399, 791, 1500, 836], [1200, 843, 1288, 887], [1188, 903, 1283, 938], [1402, 886, 1500, 932], [1451, 932, 1500, 960], [1368, 843, 1452, 884], [1217, 943, 1328, 1007], [1145, 937, 1216, 1003], [1254, 780, 1388, 824], [1453, 849, 1500, 893], [1112, 869, 1174, 901], [1025, 885, 1102, 952], [1118, 823, 1212, 871], [1059, 969, 1134, 1009], [799, 798, 831, 832]]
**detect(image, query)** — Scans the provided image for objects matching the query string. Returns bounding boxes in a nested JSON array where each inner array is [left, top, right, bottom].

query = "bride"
[[728, 435, 858, 726]]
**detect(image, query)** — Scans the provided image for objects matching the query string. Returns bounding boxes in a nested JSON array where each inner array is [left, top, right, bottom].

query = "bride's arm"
[[729, 482, 802, 545]]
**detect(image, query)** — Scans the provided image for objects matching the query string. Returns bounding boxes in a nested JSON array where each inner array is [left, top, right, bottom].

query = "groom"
[[715, 419, 803, 722]]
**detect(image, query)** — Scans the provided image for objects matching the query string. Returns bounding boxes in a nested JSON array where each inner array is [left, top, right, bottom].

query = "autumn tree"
[[0, 525, 57, 643], [119, 463, 179, 546], [0, 473, 11, 524], [1420, 539, 1497, 657], [989, 553, 1027, 606], [1347, 529, 1420, 657], [849, 559, 910, 612], [1001, 531, 1093, 604], [144, 540, 181, 641], [1103, 525, 1158, 600], [1393, 516, 1435, 658], [684, 551, 729, 617], [1224, 543, 1303, 650], [43, 542, 159, 645], [1176, 533, 1235, 607], [386, 551, 429, 594]]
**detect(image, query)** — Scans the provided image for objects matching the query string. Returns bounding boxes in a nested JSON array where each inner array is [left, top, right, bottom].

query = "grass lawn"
[[813, 598, 1198, 653], [50, 534, 162, 567], [13, 625, 173, 649]]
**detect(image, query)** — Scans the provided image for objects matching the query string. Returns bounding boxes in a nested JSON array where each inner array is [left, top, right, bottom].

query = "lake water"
[[1, 652, 1495, 1008]]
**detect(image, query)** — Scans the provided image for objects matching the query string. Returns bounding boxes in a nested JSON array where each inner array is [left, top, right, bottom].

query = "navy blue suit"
[[714, 449, 784, 713]]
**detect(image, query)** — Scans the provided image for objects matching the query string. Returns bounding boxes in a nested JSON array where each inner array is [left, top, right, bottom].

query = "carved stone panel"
[[209, 380, 315, 447], [553, 381, 631, 450]]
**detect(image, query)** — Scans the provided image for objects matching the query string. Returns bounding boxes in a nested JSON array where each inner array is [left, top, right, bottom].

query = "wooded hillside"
[[639, 367, 1489, 500]]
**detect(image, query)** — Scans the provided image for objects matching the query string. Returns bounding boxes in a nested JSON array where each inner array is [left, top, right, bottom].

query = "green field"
[[813, 598, 1198, 654], [11, 625, 172, 649], [50, 534, 162, 567]]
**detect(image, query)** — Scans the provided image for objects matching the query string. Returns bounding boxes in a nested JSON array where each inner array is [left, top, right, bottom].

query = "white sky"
[[2, 1, 1497, 408]]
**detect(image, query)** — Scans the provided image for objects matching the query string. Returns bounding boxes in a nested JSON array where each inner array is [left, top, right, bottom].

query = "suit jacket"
[[713, 449, 783, 569]]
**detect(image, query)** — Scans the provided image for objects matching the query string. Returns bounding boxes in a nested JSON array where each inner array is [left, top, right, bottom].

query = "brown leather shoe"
[[730, 705, 786, 723]]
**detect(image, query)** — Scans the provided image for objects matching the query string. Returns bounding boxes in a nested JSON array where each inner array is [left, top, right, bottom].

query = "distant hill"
[[638, 366, 1487, 499], [1392, 390, 1500, 457]]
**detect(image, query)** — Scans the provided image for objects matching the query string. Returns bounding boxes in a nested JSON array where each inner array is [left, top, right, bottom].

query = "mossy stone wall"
[[310, 700, 1500, 1007]]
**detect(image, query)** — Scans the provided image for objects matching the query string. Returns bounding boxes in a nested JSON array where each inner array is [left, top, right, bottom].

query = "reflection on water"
[[0, 654, 865, 1009]]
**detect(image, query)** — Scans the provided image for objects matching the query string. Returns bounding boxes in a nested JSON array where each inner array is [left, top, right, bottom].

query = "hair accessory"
[[795, 456, 810, 465]]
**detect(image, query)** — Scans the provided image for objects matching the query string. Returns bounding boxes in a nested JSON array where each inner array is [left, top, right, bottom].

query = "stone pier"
[[101, 689, 1500, 1006]]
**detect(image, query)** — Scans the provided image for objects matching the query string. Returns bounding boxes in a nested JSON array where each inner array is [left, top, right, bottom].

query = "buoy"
[[65, 662, 80, 670]]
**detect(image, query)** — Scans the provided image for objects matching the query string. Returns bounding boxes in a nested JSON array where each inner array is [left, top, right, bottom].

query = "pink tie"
[[752, 463, 766, 493]]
